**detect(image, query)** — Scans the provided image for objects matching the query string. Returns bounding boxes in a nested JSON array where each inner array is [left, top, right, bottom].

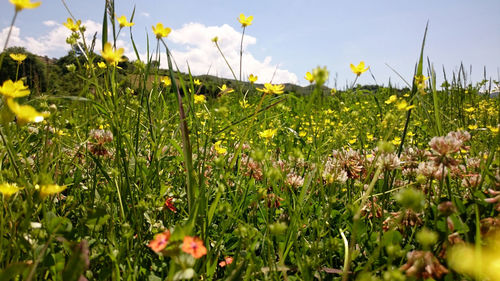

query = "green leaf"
[[0, 262, 30, 281], [173, 268, 195, 280], [101, 4, 108, 49]]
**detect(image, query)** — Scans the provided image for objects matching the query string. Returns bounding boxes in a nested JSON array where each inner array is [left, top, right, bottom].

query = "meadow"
[[0, 1, 499, 280]]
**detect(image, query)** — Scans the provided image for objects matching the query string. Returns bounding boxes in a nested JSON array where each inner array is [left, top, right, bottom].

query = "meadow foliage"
[[0, 1, 499, 280]]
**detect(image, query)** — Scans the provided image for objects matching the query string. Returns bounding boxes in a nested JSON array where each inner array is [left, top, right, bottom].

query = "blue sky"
[[1, 0, 499, 87]]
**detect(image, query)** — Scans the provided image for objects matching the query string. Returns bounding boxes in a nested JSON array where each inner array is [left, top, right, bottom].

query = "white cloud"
[[0, 20, 103, 57], [140, 12, 150, 18], [0, 20, 298, 84], [166, 22, 298, 84], [43, 20, 58, 27]]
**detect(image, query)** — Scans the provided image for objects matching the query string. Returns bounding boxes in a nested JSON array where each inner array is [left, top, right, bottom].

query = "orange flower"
[[181, 236, 207, 259], [148, 230, 171, 253], [219, 256, 233, 267]]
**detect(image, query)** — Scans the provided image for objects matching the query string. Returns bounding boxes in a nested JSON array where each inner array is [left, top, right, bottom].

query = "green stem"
[[239, 26, 246, 81], [2, 12, 18, 52], [214, 42, 238, 81]]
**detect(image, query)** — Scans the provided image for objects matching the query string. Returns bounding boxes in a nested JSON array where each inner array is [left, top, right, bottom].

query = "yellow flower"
[[366, 133, 374, 141], [63, 18, 81, 32], [467, 124, 478, 130], [6, 98, 49, 125], [248, 74, 258, 84], [239, 99, 250, 108], [384, 95, 397, 104], [0, 80, 30, 98], [0, 183, 22, 197], [194, 94, 206, 104], [117, 15, 134, 28], [152, 23, 171, 39], [238, 13, 253, 27], [97, 61, 107, 69], [214, 141, 227, 154], [487, 125, 499, 134], [330, 88, 337, 95], [9, 0, 41, 12], [194, 79, 202, 86], [414, 75, 428, 85], [464, 107, 474, 113], [259, 128, 278, 139], [395, 100, 415, 111], [161, 76, 171, 87], [256, 83, 285, 95], [305, 72, 314, 83], [348, 138, 357, 144], [100, 42, 125, 67], [9, 53, 27, 64], [415, 75, 428, 94], [218, 84, 234, 95], [391, 137, 401, 146], [39, 184, 66, 198], [211, 36, 219, 43], [448, 233, 500, 281], [350, 61, 369, 76]]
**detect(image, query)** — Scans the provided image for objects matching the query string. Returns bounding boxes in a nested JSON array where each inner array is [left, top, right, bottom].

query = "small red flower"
[[219, 256, 233, 267], [181, 236, 207, 259], [147, 230, 171, 253], [164, 197, 177, 213]]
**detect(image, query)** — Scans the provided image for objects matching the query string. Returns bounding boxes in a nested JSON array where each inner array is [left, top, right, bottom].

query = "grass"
[[0, 1, 499, 280]]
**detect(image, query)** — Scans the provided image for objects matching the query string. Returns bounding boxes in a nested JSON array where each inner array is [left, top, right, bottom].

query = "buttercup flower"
[[0, 183, 22, 197], [0, 80, 30, 98], [305, 72, 314, 83], [259, 128, 278, 139], [152, 23, 171, 39], [9, 53, 27, 64], [181, 236, 207, 259], [6, 98, 49, 125], [148, 230, 171, 253], [396, 100, 415, 111], [100, 42, 125, 67], [256, 83, 285, 95], [194, 79, 202, 86], [218, 84, 234, 95], [248, 74, 258, 84], [211, 36, 219, 43], [238, 13, 253, 27], [415, 75, 428, 94], [214, 141, 227, 154], [330, 88, 337, 95], [63, 18, 81, 32], [194, 94, 206, 104], [39, 184, 67, 198], [9, 0, 41, 12], [161, 76, 171, 87], [97, 62, 107, 69], [385, 95, 397, 104], [117, 15, 134, 28], [350, 61, 369, 76]]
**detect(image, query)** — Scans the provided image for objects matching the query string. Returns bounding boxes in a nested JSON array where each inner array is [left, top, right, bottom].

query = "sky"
[[1, 0, 499, 88]]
